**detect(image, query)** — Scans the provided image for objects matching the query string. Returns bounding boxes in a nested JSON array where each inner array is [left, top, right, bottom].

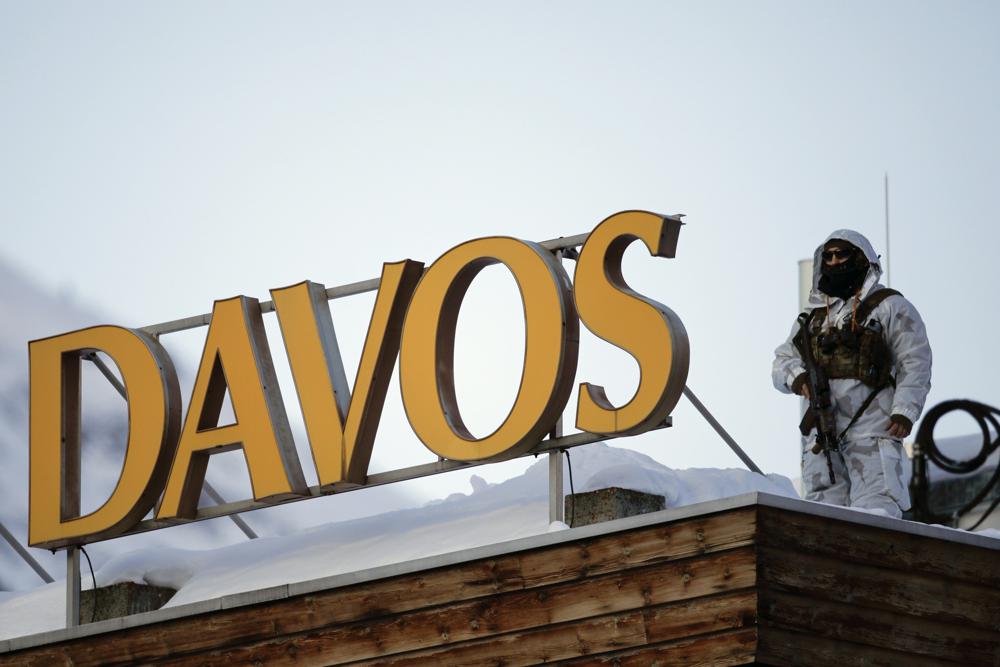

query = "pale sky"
[[2, 1, 999, 503]]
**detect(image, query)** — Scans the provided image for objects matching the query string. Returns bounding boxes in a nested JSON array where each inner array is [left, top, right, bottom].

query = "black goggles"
[[822, 248, 854, 262]]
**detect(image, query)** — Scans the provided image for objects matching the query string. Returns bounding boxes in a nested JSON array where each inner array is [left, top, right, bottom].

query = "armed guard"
[[773, 230, 932, 518]]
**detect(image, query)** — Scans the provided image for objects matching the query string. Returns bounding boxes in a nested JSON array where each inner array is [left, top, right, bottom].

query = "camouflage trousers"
[[801, 436, 910, 519]]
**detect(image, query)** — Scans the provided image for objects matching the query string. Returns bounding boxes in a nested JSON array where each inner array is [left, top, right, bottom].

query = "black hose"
[[912, 400, 1000, 529], [80, 546, 98, 624]]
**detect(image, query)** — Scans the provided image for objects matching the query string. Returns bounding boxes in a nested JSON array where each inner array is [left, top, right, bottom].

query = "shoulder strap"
[[793, 306, 827, 353], [856, 288, 903, 323], [837, 383, 891, 443]]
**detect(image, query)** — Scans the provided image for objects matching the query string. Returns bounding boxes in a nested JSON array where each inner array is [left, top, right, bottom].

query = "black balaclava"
[[818, 239, 869, 299]]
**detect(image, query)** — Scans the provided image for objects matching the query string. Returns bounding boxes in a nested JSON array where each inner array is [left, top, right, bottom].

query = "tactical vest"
[[794, 289, 901, 389]]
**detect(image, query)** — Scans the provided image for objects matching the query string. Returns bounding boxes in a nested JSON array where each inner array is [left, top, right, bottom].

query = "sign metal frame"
[[27, 216, 761, 628], [71, 230, 671, 545]]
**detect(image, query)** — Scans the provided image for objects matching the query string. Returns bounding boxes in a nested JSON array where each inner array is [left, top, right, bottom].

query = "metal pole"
[[85, 352, 125, 397], [682, 386, 763, 474], [66, 548, 80, 628], [548, 246, 567, 525], [0, 520, 53, 583], [548, 418, 564, 524], [135, 229, 618, 337], [884, 172, 891, 288], [202, 482, 258, 539], [85, 354, 259, 539]]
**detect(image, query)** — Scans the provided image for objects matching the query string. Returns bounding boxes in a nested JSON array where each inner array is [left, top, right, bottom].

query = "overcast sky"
[[2, 1, 998, 504]]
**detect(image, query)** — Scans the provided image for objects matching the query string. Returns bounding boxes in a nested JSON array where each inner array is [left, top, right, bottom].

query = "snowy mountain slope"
[[0, 258, 132, 590]]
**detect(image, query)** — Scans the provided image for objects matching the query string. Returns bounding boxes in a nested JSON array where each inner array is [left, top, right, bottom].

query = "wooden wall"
[[756, 507, 1000, 666], [1, 508, 759, 666], [3, 500, 998, 666]]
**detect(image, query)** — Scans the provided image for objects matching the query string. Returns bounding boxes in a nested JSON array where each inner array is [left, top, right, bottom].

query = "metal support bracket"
[[0, 520, 53, 583], [683, 386, 763, 474], [66, 547, 80, 628], [202, 482, 258, 539]]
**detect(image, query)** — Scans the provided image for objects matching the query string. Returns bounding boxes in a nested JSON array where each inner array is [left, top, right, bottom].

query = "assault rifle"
[[796, 311, 840, 484]]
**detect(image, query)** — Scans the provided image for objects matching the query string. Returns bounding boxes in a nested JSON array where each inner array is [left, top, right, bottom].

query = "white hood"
[[807, 229, 882, 308]]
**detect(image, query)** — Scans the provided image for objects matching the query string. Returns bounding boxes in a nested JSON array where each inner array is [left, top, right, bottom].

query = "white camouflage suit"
[[772, 229, 932, 518]]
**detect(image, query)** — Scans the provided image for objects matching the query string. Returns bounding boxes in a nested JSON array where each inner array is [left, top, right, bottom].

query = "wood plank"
[[758, 627, 959, 667], [517, 508, 757, 587], [3, 510, 756, 667], [556, 626, 758, 666], [642, 590, 758, 643], [761, 589, 1000, 665], [149, 548, 757, 666], [758, 507, 1000, 588], [357, 610, 649, 666], [759, 545, 1000, 631], [369, 590, 758, 666], [0, 654, 71, 667]]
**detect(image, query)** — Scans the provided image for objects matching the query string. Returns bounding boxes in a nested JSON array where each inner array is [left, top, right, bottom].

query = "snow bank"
[[0, 443, 796, 640]]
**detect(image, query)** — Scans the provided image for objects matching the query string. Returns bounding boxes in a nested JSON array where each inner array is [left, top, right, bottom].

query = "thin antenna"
[[884, 172, 891, 287]]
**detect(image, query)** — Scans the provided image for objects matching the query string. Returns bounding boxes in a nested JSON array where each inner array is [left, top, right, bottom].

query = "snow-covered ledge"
[[2, 489, 998, 656]]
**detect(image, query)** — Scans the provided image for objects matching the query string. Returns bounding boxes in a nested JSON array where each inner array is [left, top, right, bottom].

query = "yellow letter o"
[[400, 237, 578, 462]]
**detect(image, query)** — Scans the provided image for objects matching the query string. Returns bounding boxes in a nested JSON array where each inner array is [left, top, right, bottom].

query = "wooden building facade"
[[2, 493, 998, 666]]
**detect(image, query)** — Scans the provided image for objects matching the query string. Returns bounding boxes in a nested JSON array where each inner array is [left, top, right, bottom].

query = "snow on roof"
[[0, 443, 796, 641]]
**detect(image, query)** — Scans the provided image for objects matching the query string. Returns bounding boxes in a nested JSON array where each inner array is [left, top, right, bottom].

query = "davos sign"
[[28, 211, 690, 548]]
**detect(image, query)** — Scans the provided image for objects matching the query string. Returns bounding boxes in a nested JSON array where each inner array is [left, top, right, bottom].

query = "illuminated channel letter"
[[271, 260, 423, 487], [400, 237, 579, 462], [574, 210, 690, 435], [157, 296, 306, 520], [29, 326, 180, 548]]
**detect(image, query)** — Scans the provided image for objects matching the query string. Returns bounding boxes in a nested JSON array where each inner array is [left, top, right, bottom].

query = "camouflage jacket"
[[772, 229, 932, 442]]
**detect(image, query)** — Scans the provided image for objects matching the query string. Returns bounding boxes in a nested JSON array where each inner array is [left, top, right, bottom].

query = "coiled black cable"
[[911, 400, 1000, 530]]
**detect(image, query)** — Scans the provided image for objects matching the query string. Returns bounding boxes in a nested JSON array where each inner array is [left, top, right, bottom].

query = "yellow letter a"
[[157, 296, 306, 520]]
